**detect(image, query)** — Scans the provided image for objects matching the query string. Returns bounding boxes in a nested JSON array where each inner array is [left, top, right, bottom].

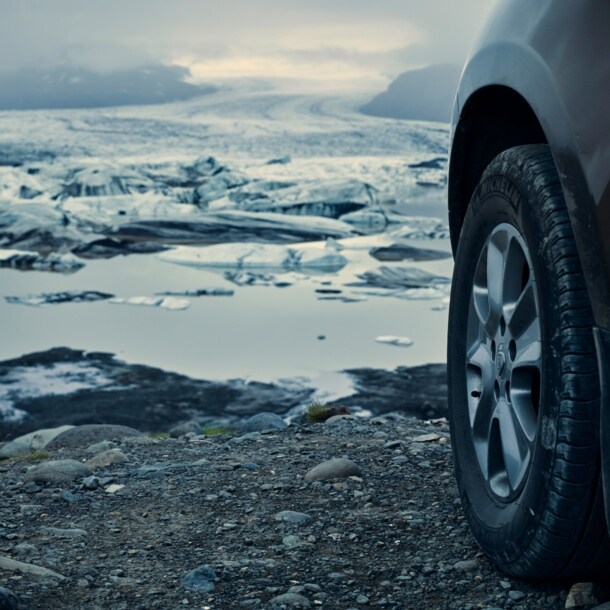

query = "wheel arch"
[[448, 85, 546, 255], [449, 82, 610, 328]]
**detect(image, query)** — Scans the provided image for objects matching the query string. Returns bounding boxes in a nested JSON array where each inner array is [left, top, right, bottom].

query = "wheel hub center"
[[496, 346, 507, 378]]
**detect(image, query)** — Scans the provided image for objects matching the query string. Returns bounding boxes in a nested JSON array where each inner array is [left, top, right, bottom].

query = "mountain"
[[361, 64, 461, 123], [0, 64, 215, 110]]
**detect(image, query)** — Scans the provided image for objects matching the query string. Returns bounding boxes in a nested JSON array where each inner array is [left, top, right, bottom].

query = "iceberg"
[[159, 239, 347, 273]]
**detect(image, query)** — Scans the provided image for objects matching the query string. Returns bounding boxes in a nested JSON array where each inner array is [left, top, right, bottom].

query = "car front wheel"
[[448, 144, 610, 579]]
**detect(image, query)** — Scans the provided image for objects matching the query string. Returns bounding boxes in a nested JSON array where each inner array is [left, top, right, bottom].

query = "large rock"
[[0, 587, 19, 610], [241, 413, 287, 433], [46, 425, 143, 449], [23, 460, 92, 484], [181, 565, 217, 593], [85, 449, 129, 469], [270, 593, 311, 608], [0, 425, 74, 458], [169, 421, 202, 438], [0, 348, 314, 436], [305, 458, 362, 481]]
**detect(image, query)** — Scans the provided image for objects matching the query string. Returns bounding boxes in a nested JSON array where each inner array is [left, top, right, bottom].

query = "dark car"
[[447, 0, 610, 579]]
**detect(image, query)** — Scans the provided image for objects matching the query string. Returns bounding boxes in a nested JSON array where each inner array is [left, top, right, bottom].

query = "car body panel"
[[450, 0, 610, 535], [451, 0, 610, 329]]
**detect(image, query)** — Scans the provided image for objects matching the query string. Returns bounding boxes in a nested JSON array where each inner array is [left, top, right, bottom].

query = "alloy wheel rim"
[[466, 223, 542, 499]]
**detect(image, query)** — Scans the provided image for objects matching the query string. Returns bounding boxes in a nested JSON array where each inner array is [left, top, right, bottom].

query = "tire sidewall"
[[448, 164, 561, 564]]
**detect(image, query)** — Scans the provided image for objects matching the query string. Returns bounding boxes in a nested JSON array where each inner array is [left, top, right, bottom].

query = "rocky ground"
[[1, 417, 609, 610]]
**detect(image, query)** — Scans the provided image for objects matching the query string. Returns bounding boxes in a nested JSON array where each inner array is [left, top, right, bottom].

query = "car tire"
[[448, 144, 610, 579]]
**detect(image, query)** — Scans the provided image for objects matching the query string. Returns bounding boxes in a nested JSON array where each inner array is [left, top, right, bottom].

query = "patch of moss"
[[305, 402, 351, 424], [148, 432, 170, 440], [0, 449, 50, 465], [202, 425, 237, 437]]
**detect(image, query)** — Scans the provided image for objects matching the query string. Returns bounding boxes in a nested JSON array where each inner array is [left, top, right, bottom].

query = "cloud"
[[0, 0, 495, 81]]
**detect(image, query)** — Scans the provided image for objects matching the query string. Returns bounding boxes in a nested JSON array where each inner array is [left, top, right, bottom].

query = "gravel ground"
[[0, 416, 607, 610]]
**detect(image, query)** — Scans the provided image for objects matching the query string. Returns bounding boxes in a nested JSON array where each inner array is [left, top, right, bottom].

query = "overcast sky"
[[1, 0, 496, 83]]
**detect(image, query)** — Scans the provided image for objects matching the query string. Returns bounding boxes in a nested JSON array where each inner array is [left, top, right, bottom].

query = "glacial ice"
[[5, 290, 113, 307], [352, 266, 450, 290], [209, 179, 377, 219], [0, 248, 85, 273], [108, 296, 191, 311], [375, 336, 414, 348], [159, 239, 347, 273]]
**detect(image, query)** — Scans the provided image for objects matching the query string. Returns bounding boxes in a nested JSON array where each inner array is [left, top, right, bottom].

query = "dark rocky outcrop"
[[361, 64, 461, 123]]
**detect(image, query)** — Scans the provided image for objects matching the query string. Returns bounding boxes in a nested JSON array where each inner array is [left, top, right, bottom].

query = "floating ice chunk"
[[224, 270, 302, 287], [318, 295, 367, 303], [431, 296, 451, 311], [156, 288, 234, 297], [408, 157, 447, 170], [396, 287, 448, 300], [159, 240, 347, 273], [108, 296, 190, 310], [58, 192, 201, 226], [5, 290, 112, 307], [225, 271, 278, 286], [390, 217, 449, 240], [352, 266, 450, 290], [375, 336, 414, 348], [0, 201, 86, 253], [296, 243, 347, 271], [211, 179, 377, 219], [369, 243, 451, 262], [0, 249, 85, 273], [266, 155, 292, 165], [339, 208, 406, 230], [113, 210, 355, 244], [160, 243, 290, 268]]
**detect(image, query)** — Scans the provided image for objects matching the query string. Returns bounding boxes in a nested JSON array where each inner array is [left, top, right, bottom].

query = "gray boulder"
[[46, 424, 143, 449], [169, 421, 202, 438], [23, 459, 92, 484], [305, 458, 362, 482], [0, 425, 74, 458], [241, 412, 287, 433]]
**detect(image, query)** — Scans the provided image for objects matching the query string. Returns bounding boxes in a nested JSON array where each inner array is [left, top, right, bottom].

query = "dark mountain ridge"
[[361, 64, 461, 123], [0, 63, 215, 110]]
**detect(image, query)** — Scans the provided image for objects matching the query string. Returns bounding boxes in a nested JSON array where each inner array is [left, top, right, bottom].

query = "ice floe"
[[159, 239, 347, 273], [156, 288, 234, 297], [0, 201, 89, 253], [375, 336, 414, 348], [369, 243, 451, 262], [352, 266, 450, 290], [108, 296, 190, 310], [5, 290, 113, 307], [210, 179, 377, 219], [389, 217, 449, 240], [0, 248, 85, 273], [110, 210, 356, 244]]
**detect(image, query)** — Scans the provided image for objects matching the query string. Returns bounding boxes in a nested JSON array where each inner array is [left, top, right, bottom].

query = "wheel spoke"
[[486, 238, 506, 330], [512, 340, 541, 371], [467, 343, 494, 382], [472, 386, 496, 441], [507, 282, 538, 340], [497, 401, 532, 490]]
